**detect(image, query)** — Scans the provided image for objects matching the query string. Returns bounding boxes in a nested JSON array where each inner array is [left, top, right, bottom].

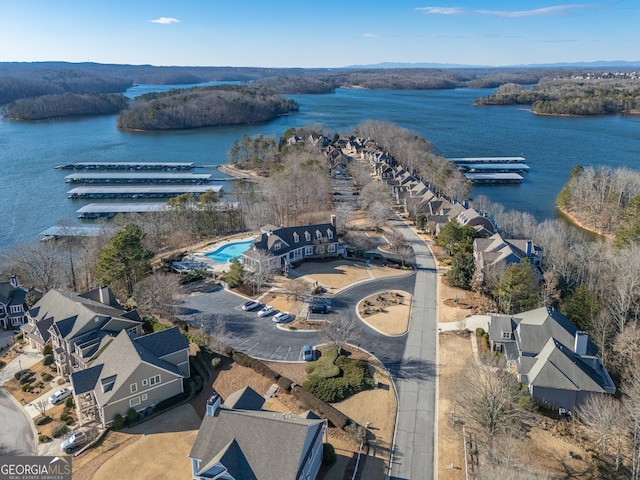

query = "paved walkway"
[[388, 218, 438, 480]]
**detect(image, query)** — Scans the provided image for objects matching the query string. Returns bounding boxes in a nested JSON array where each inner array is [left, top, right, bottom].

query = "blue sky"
[[1, 1, 637, 67]]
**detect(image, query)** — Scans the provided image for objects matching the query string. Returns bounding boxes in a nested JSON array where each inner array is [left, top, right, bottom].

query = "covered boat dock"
[[65, 173, 212, 184], [56, 161, 194, 171], [67, 185, 224, 199]]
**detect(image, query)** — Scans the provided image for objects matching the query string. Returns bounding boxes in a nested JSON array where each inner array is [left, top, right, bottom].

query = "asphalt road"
[[0, 389, 36, 456], [175, 274, 415, 363]]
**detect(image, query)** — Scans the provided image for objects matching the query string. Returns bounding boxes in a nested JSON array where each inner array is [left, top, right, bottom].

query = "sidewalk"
[[0, 345, 42, 386]]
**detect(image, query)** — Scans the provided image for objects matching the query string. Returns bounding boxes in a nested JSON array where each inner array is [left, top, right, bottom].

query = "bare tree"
[[133, 272, 180, 320], [367, 201, 392, 231], [285, 278, 311, 315], [577, 394, 625, 469], [322, 316, 363, 354], [456, 356, 523, 452], [204, 314, 232, 355], [10, 242, 65, 291], [33, 398, 49, 419], [625, 361, 640, 480]]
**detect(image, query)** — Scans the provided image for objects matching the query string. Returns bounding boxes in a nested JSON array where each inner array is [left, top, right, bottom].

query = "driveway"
[[175, 275, 415, 364]]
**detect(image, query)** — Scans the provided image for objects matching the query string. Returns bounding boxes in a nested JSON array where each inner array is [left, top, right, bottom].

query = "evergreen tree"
[[492, 258, 540, 314], [95, 224, 153, 296], [224, 257, 245, 288], [446, 252, 475, 289]]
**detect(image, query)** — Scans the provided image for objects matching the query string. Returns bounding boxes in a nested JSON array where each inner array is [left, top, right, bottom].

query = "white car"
[[257, 306, 275, 317], [273, 312, 291, 323], [48, 387, 73, 405], [242, 300, 260, 311]]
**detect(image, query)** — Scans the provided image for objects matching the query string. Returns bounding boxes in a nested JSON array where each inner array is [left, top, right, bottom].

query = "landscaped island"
[[2, 93, 128, 120], [116, 84, 298, 130], [475, 74, 640, 116]]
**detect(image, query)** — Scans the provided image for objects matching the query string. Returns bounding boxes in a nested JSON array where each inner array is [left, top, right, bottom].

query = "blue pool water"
[[204, 240, 253, 263]]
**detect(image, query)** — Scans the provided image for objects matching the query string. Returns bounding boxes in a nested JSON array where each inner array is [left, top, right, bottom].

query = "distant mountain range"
[[345, 60, 640, 69]]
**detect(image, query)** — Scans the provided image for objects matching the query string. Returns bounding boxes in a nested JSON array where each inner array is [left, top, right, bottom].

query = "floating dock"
[[447, 156, 529, 184], [76, 203, 171, 219], [64, 173, 212, 184], [67, 185, 224, 200], [39, 225, 114, 239], [77, 201, 240, 219], [463, 172, 523, 184], [56, 161, 194, 171]]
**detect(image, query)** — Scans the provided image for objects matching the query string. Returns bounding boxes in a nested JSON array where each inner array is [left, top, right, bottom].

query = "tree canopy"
[[95, 224, 154, 297]]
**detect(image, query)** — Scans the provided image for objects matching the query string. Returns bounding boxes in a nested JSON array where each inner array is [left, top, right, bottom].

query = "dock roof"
[[65, 173, 211, 181], [67, 185, 223, 195]]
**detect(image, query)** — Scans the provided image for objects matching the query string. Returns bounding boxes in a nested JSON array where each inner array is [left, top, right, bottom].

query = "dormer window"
[[327, 229, 334, 240], [274, 242, 281, 251], [293, 232, 299, 243], [501, 331, 511, 340], [304, 231, 311, 242], [316, 230, 322, 240]]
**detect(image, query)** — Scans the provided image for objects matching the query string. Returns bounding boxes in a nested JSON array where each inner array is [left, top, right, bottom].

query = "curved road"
[[0, 389, 37, 456], [177, 236, 436, 479]]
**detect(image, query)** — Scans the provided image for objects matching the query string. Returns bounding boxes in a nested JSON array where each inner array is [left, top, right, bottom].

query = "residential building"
[[0, 275, 28, 329], [189, 387, 325, 480], [487, 306, 615, 411], [242, 217, 340, 272], [473, 232, 542, 281], [70, 326, 189, 427], [22, 286, 143, 375]]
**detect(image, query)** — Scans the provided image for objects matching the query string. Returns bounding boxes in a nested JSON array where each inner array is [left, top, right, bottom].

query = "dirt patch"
[[438, 332, 472, 479], [4, 359, 59, 405], [260, 291, 301, 316], [358, 290, 411, 335], [295, 259, 372, 290]]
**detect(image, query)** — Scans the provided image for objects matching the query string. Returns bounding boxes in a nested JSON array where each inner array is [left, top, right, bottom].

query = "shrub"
[[232, 352, 280, 382], [291, 385, 350, 429], [306, 347, 340, 379], [211, 357, 222, 369], [16, 333, 23, 341], [14, 369, 30, 381], [35, 416, 51, 426], [43, 345, 53, 356], [0, 360, 5, 369], [34, 381, 44, 389], [193, 375, 204, 393], [41, 372, 52, 381], [60, 412, 70, 422], [112, 413, 124, 430], [21, 383, 31, 392], [20, 372, 34, 384], [277, 376, 293, 392], [475, 327, 485, 337], [323, 443, 337, 465], [51, 423, 68, 438], [303, 354, 375, 403], [65, 397, 73, 408], [38, 434, 49, 443], [127, 408, 138, 424], [43, 354, 54, 366]]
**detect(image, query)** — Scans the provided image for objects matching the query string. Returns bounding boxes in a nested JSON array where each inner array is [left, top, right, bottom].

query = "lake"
[[1, 85, 639, 249]]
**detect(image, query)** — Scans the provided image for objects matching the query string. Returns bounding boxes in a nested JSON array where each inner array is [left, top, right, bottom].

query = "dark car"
[[309, 303, 330, 314]]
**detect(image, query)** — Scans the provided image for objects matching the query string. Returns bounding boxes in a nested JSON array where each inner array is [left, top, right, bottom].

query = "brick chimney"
[[330, 215, 337, 227]]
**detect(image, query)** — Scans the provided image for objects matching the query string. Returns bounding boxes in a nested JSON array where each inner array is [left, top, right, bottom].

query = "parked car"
[[302, 345, 314, 362], [242, 300, 260, 311], [309, 303, 330, 314], [257, 306, 275, 317], [273, 312, 291, 323], [12, 327, 22, 335], [60, 430, 88, 454], [48, 387, 73, 405]]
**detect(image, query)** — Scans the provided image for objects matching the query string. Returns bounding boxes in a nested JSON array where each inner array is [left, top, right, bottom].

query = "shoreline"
[[217, 163, 261, 181], [556, 205, 611, 239]]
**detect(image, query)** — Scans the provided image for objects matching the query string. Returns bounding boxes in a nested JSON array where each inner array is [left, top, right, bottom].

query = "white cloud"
[[475, 4, 594, 17], [417, 3, 601, 18], [150, 17, 181, 24], [362, 33, 379, 38], [416, 7, 464, 15]]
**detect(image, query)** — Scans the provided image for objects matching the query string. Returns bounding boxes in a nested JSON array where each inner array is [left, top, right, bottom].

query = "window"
[[127, 326, 138, 335], [130, 397, 141, 407], [316, 230, 322, 240], [501, 331, 511, 340], [304, 231, 311, 242], [305, 246, 314, 256], [274, 242, 281, 251], [293, 232, 299, 243], [327, 229, 334, 239], [130, 383, 138, 393], [142, 394, 148, 401], [10, 305, 22, 313], [328, 244, 336, 252], [149, 374, 161, 386], [0, 306, 5, 314], [142, 379, 148, 387]]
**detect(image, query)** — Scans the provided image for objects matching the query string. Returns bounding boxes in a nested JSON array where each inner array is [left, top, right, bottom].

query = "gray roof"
[[223, 386, 266, 411], [524, 338, 609, 394], [0, 279, 26, 309], [30, 289, 142, 342], [70, 328, 186, 405], [189, 394, 324, 480], [244, 222, 337, 259]]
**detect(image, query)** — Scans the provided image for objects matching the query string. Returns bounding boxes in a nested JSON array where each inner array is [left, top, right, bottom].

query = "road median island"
[[357, 290, 412, 336]]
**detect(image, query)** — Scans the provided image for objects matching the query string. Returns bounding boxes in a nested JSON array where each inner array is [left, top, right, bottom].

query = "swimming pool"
[[204, 240, 254, 263]]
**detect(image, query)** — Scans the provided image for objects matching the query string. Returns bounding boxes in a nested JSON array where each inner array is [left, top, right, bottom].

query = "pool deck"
[[187, 235, 257, 273]]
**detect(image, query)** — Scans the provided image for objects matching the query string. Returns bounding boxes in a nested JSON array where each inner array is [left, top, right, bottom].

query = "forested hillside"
[[116, 85, 298, 130], [2, 93, 128, 120]]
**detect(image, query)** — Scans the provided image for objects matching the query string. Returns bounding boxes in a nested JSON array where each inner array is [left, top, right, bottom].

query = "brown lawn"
[[358, 290, 411, 335]]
